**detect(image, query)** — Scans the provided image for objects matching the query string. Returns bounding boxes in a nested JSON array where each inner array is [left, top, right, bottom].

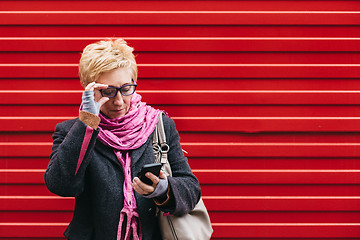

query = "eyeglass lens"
[[101, 84, 136, 98]]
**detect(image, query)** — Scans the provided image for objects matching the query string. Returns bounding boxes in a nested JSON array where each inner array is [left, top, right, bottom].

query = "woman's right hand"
[[82, 82, 110, 115], [133, 171, 168, 197]]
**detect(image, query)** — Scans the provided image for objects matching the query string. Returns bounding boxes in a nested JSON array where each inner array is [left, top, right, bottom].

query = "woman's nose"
[[113, 91, 124, 105]]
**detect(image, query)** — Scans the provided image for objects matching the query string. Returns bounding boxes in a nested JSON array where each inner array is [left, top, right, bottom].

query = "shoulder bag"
[[152, 112, 213, 240]]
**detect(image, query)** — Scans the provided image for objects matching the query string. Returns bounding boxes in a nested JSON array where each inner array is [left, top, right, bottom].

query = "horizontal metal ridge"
[[3, 195, 360, 200], [204, 196, 360, 199], [2, 169, 360, 184], [0, 195, 71, 199], [1, 222, 359, 238], [212, 223, 360, 226], [211, 223, 360, 238], [1, 143, 360, 157], [2, 11, 360, 13], [3, 169, 360, 172], [2, 63, 360, 66], [2, 37, 360, 52], [0, 223, 66, 238], [2, 89, 360, 92], [0, 222, 68, 226], [1, 116, 360, 120], [3, 37, 360, 39], [0, 143, 52, 146], [1, 90, 360, 105], [2, 195, 360, 211], [0, 11, 359, 25], [1, 116, 360, 132], [1, 64, 360, 78], [0, 222, 359, 226], [193, 169, 360, 184], [1, 0, 359, 11], [195, 169, 360, 172]]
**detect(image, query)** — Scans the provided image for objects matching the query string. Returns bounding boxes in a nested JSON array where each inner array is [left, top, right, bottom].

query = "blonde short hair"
[[78, 38, 137, 87]]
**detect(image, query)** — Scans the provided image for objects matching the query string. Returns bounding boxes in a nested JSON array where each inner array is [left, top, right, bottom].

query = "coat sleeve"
[[159, 116, 201, 216], [44, 118, 99, 197]]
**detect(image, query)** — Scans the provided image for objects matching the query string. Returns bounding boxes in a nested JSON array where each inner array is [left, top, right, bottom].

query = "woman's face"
[[95, 68, 133, 119]]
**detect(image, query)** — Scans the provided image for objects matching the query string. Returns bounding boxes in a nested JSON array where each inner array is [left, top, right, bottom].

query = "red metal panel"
[[1, 1, 360, 11], [2, 223, 358, 238], [3, 211, 360, 224], [0, 223, 66, 238], [3, 196, 360, 211], [2, 169, 360, 184], [208, 212, 360, 223], [0, 196, 74, 211], [1, 0, 360, 239], [1, 184, 360, 197], [2, 105, 360, 118], [2, 78, 360, 91], [2, 37, 360, 52], [200, 185, 360, 197], [3, 26, 360, 38], [1, 11, 360, 25], [2, 90, 360, 105], [0, 185, 51, 196], [2, 64, 360, 78], [211, 224, 360, 238], [3, 132, 360, 144], [2, 117, 360, 132], [189, 158, 360, 170], [3, 53, 360, 65], [2, 142, 360, 158], [0, 238, 64, 240]]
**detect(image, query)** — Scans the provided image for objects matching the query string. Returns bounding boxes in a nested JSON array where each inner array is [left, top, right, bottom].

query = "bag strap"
[[153, 112, 172, 176]]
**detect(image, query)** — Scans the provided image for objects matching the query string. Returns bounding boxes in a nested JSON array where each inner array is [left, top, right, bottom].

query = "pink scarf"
[[97, 93, 161, 240]]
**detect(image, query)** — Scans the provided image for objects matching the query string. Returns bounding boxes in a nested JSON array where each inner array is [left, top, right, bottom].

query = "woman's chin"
[[102, 110, 126, 119]]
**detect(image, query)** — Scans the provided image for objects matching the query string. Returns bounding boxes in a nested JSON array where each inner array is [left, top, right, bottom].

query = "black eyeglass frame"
[[99, 82, 137, 98]]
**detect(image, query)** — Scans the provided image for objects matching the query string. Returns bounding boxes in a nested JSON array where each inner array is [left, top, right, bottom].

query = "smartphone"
[[137, 163, 162, 185]]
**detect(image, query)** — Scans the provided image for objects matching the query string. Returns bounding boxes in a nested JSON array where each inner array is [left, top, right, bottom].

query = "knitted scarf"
[[97, 93, 161, 240]]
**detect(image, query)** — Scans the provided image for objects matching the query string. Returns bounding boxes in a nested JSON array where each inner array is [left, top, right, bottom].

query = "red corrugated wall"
[[1, 0, 360, 239]]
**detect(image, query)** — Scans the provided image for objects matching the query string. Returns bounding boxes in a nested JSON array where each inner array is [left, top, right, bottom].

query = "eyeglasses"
[[99, 83, 137, 98]]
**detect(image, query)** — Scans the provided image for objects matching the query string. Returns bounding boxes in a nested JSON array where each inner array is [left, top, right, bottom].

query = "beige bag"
[[153, 112, 213, 240]]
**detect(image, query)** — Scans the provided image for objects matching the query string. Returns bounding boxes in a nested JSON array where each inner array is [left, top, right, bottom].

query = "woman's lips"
[[112, 109, 124, 113]]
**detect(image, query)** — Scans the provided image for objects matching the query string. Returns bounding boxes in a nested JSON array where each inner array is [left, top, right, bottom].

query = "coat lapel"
[[94, 140, 121, 168], [130, 133, 154, 168]]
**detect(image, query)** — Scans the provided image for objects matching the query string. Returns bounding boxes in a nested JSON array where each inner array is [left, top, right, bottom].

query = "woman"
[[44, 38, 201, 240]]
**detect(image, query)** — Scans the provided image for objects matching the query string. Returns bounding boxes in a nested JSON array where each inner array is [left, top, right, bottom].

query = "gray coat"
[[44, 115, 201, 240]]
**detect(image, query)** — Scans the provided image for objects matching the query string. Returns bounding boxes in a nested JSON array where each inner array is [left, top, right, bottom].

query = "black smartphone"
[[137, 163, 162, 185]]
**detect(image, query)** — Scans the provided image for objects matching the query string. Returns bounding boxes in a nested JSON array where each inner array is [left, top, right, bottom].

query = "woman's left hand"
[[133, 171, 167, 196]]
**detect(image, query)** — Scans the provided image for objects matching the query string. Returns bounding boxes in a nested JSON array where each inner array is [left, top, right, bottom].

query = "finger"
[[146, 172, 160, 186], [133, 183, 147, 195], [133, 182, 144, 195], [133, 177, 155, 195], [94, 83, 109, 90], [159, 170, 167, 180], [93, 84, 109, 101], [97, 97, 110, 106], [85, 82, 96, 91], [132, 177, 147, 195], [85, 82, 108, 91]]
